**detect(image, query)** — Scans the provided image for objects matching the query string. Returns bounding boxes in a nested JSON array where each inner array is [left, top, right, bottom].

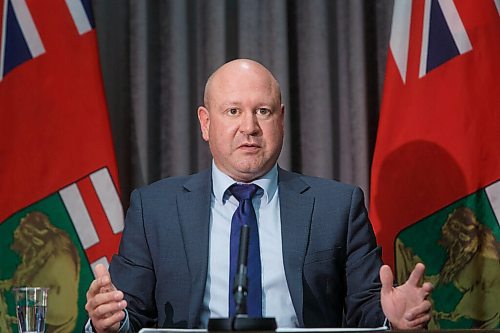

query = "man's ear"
[[197, 106, 210, 141]]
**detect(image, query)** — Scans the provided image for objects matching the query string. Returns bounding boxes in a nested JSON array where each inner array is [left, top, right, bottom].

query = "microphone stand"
[[208, 225, 277, 331]]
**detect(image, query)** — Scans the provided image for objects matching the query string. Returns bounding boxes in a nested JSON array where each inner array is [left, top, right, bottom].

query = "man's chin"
[[230, 171, 260, 182], [227, 167, 262, 182]]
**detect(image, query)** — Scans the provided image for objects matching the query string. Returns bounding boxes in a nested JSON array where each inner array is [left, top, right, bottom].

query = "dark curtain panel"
[[92, 0, 394, 207]]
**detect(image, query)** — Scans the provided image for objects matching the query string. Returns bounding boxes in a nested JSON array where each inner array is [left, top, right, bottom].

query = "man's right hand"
[[85, 264, 127, 332]]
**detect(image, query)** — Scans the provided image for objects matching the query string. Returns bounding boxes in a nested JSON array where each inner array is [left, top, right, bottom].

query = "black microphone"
[[208, 225, 276, 331], [233, 224, 250, 315]]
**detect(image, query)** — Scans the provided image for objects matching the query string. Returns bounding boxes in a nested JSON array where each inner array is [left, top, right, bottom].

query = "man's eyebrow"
[[219, 102, 243, 108]]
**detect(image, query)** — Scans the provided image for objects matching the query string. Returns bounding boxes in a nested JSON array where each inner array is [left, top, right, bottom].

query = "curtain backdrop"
[[92, 0, 394, 207]]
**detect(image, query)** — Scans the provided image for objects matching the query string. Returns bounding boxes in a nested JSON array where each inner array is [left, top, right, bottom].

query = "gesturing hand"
[[380, 263, 433, 329], [85, 264, 127, 333]]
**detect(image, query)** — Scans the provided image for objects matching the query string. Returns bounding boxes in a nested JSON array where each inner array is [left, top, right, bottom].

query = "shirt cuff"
[[383, 317, 392, 330]]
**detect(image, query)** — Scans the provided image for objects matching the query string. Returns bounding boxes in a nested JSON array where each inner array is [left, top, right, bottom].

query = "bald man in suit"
[[85, 59, 433, 332]]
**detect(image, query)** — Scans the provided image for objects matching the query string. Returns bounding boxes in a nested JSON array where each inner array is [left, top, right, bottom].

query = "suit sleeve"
[[343, 186, 385, 327], [109, 189, 158, 331]]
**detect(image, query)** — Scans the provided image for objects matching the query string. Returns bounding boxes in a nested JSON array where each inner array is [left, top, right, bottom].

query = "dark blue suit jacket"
[[109, 168, 385, 330]]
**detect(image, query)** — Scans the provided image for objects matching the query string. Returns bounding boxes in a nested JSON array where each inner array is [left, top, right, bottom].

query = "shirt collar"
[[211, 160, 278, 205]]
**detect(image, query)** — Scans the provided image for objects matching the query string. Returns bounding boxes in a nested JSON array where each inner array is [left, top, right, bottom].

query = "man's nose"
[[239, 111, 260, 135]]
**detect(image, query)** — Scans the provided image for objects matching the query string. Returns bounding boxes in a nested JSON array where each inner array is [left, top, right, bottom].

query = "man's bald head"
[[203, 59, 281, 108], [197, 58, 285, 182]]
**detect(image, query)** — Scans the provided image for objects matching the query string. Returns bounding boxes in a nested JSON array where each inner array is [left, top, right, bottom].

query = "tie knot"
[[229, 183, 259, 202]]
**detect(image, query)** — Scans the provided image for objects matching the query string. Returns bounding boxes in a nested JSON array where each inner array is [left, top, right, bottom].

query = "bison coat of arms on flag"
[[395, 181, 500, 329], [0, 168, 123, 332], [1, 0, 123, 331], [370, 0, 500, 329]]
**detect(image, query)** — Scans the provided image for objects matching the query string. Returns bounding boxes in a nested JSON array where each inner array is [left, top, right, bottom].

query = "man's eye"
[[257, 108, 271, 116], [227, 108, 239, 115]]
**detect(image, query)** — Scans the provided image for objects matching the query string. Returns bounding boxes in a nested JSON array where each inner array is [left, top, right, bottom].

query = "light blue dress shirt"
[[200, 162, 298, 328], [86, 162, 298, 332]]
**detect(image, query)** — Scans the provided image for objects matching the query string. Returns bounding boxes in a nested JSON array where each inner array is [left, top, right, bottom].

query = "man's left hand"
[[380, 263, 433, 329]]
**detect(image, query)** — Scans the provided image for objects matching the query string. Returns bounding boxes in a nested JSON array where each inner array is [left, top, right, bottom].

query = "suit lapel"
[[278, 168, 314, 327], [177, 170, 212, 327], [175, 168, 313, 327]]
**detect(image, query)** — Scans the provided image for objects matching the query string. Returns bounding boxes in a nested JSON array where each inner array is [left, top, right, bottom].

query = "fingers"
[[94, 264, 115, 293], [406, 312, 431, 329], [92, 299, 127, 318], [87, 290, 125, 312], [86, 264, 117, 308], [94, 263, 109, 278], [405, 300, 432, 321], [85, 290, 127, 332], [87, 274, 114, 300], [406, 263, 425, 287], [392, 301, 432, 330], [421, 281, 433, 296], [92, 307, 126, 332], [417, 281, 434, 300], [379, 265, 394, 294], [85, 264, 126, 332], [87, 278, 101, 299]]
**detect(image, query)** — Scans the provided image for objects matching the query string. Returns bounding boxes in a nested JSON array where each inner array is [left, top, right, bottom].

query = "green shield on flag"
[[395, 181, 500, 329], [0, 193, 94, 333]]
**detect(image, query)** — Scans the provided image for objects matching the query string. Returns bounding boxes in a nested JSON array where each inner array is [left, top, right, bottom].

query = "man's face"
[[198, 62, 284, 182]]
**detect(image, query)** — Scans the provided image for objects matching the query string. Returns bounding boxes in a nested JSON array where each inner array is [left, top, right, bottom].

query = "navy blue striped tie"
[[228, 183, 262, 317]]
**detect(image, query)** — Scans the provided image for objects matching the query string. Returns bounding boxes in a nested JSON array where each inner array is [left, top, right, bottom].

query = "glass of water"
[[12, 287, 48, 333]]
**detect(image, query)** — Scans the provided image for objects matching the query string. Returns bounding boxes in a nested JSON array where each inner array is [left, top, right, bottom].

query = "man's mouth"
[[238, 143, 261, 151]]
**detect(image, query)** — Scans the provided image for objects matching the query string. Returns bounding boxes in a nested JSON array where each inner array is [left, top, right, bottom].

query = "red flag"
[[370, 0, 499, 329], [0, 1, 122, 331]]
